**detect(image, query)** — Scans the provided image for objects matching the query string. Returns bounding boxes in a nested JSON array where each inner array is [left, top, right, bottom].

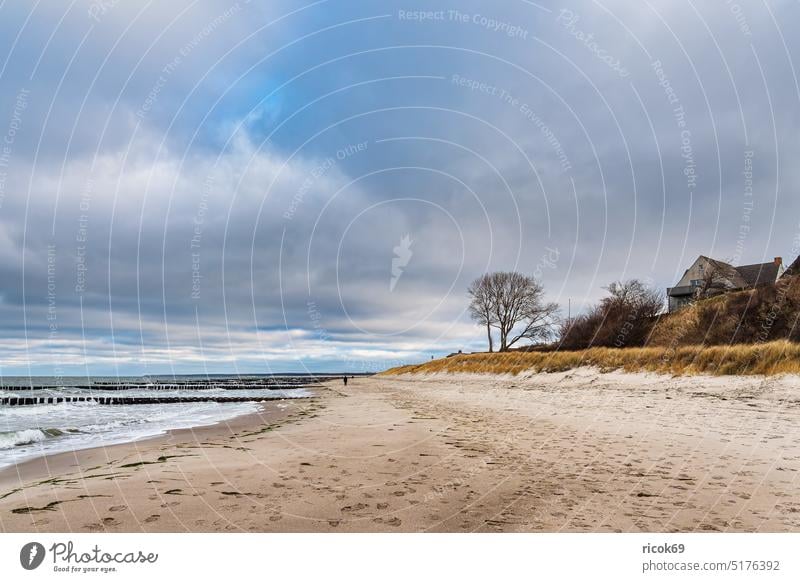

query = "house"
[[667, 256, 784, 312]]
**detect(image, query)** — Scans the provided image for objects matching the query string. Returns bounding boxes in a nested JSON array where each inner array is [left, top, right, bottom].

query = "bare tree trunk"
[[468, 274, 499, 354]]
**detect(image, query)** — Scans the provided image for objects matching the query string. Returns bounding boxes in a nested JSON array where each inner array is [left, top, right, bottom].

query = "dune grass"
[[382, 340, 800, 377]]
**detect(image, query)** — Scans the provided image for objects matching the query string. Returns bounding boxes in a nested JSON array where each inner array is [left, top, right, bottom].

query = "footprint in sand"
[[84, 517, 119, 531], [341, 503, 368, 512], [109, 505, 127, 512], [376, 503, 389, 510], [385, 517, 402, 527], [143, 514, 160, 523]]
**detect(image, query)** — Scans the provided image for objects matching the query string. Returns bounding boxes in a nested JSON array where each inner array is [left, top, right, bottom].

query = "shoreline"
[[1, 372, 798, 533], [0, 390, 326, 531], [0, 399, 299, 488]]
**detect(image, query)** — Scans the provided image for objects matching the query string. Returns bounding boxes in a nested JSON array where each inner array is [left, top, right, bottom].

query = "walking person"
[[343, 376, 348, 386]]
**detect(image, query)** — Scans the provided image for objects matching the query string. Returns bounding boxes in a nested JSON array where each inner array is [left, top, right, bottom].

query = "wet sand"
[[1, 371, 799, 532]]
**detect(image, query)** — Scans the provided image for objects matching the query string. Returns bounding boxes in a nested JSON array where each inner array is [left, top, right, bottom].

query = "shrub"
[[559, 279, 664, 349]]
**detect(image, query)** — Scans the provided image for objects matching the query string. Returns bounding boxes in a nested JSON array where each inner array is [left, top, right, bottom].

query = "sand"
[[1, 370, 799, 532]]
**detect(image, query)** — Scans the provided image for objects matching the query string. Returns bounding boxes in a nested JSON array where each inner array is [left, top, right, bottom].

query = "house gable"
[[672, 256, 744, 290]]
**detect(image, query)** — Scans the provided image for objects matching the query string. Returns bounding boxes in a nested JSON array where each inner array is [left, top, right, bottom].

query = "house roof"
[[674, 255, 781, 290], [698, 256, 748, 288], [735, 262, 781, 287]]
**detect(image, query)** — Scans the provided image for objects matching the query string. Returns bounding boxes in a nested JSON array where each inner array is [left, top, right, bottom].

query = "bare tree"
[[492, 272, 559, 350], [604, 280, 664, 318], [469, 272, 559, 352], [467, 274, 496, 352], [559, 279, 664, 349], [694, 262, 732, 300], [604, 279, 664, 347]]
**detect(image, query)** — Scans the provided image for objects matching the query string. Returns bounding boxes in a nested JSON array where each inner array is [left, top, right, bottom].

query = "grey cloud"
[[1, 0, 799, 373]]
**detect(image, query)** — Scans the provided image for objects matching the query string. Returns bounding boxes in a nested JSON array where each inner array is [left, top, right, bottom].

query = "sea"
[[0, 374, 329, 469]]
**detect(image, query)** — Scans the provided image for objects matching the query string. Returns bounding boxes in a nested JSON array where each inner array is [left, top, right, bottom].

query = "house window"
[[690, 279, 702, 287]]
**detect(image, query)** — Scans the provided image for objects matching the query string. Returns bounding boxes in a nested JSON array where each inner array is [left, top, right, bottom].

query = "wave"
[[0, 400, 262, 467], [0, 428, 64, 449]]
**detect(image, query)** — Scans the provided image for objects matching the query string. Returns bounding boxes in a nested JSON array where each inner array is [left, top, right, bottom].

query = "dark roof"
[[734, 262, 780, 287]]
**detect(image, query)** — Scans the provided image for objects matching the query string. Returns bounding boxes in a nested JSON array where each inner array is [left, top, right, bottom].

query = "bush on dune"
[[559, 279, 664, 350]]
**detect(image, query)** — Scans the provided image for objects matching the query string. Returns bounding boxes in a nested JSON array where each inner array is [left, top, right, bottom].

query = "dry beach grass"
[[382, 340, 800, 377]]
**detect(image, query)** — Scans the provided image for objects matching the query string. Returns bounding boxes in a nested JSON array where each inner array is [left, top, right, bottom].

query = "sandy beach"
[[1, 371, 799, 532]]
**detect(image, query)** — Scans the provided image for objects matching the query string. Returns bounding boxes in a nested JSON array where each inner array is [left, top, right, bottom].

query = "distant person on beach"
[[343, 376, 348, 386]]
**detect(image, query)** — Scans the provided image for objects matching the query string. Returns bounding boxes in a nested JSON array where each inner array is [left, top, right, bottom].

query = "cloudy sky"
[[0, 0, 798, 375]]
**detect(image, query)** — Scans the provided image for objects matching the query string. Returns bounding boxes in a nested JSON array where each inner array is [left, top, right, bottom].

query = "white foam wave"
[[0, 401, 262, 468], [0, 429, 49, 449]]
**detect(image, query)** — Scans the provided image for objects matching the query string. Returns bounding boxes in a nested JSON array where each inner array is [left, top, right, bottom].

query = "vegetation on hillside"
[[401, 273, 800, 377], [559, 279, 663, 350], [648, 279, 800, 346], [559, 275, 800, 350], [382, 340, 800, 377]]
